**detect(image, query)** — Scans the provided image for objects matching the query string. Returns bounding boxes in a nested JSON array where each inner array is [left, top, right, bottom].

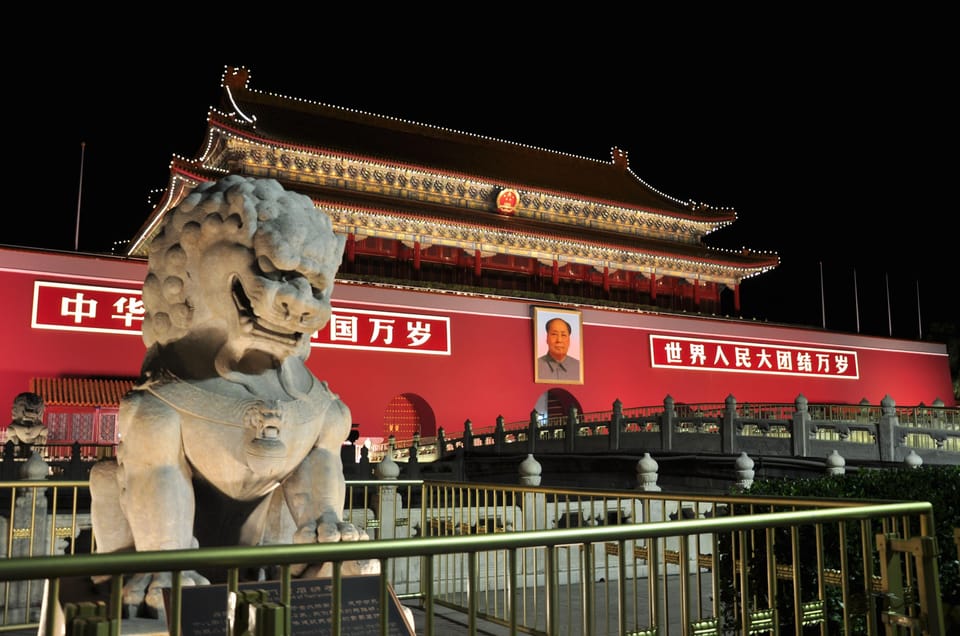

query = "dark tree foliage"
[[731, 466, 960, 633]]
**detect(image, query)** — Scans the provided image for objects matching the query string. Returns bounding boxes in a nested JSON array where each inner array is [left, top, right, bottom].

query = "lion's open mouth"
[[232, 278, 302, 344]]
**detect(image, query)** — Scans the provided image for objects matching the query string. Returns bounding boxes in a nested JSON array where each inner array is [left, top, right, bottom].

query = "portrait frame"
[[533, 307, 584, 385]]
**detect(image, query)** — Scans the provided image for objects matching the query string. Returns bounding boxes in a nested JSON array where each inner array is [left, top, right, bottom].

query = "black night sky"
[[6, 29, 956, 347]]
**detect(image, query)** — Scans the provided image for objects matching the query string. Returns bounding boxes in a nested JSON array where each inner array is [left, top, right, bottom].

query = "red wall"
[[2, 247, 955, 446], [0, 248, 146, 419]]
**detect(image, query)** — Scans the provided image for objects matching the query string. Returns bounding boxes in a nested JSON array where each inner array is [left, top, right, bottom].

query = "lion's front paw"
[[145, 571, 209, 616], [317, 518, 368, 544], [293, 515, 378, 578], [300, 556, 380, 578], [120, 570, 210, 619]]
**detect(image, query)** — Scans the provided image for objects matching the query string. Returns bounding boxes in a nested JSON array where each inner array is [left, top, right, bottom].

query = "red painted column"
[[345, 233, 356, 263], [693, 277, 700, 306], [552, 260, 559, 285], [650, 272, 657, 301], [474, 249, 482, 278], [603, 266, 609, 292], [413, 241, 421, 270], [734, 284, 741, 313]]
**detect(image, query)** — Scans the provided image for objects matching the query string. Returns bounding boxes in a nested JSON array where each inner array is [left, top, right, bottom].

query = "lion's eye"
[[256, 257, 300, 284]]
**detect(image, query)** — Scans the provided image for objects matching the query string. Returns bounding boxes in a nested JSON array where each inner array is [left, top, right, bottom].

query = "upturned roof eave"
[[201, 112, 737, 230], [220, 78, 737, 225]]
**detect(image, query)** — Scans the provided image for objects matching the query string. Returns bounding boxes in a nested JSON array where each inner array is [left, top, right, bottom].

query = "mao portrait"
[[533, 307, 583, 384]]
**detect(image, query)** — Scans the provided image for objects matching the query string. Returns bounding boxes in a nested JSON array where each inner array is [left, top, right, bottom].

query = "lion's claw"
[[110, 570, 211, 618], [291, 518, 378, 578]]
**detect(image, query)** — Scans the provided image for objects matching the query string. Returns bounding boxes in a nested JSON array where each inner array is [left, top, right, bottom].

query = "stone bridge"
[[372, 394, 960, 490]]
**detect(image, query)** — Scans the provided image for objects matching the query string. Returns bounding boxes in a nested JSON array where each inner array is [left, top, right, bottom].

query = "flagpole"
[[885, 273, 892, 337], [74, 142, 86, 251], [819, 262, 826, 329], [916, 280, 922, 340], [853, 268, 860, 334]]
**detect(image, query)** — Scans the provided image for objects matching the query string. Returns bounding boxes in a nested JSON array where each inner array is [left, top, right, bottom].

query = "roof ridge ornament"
[[612, 146, 629, 171], [221, 66, 250, 90], [222, 66, 256, 124]]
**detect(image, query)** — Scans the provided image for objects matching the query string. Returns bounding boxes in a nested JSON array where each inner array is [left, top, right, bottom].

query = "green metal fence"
[[0, 479, 947, 635]]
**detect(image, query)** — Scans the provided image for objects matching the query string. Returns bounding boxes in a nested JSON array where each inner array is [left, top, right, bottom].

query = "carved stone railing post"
[[377, 436, 399, 478], [566, 406, 578, 453], [357, 445, 371, 478], [436, 427, 446, 460], [372, 437, 400, 540], [64, 441, 85, 480], [5, 453, 52, 622], [825, 450, 846, 475], [527, 410, 539, 454], [495, 416, 505, 454], [340, 439, 358, 479], [722, 394, 737, 454], [1, 440, 16, 481], [877, 395, 898, 462], [406, 433, 421, 479], [931, 398, 945, 426], [734, 452, 755, 490], [520, 455, 546, 534], [609, 399, 622, 451], [792, 394, 811, 457], [904, 449, 923, 468], [661, 395, 675, 451], [636, 452, 661, 491], [519, 454, 542, 486]]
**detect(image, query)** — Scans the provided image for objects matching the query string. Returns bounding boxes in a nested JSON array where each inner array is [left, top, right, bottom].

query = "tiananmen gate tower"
[[0, 66, 954, 450]]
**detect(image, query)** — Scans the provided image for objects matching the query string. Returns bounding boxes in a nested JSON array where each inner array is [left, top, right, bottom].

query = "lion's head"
[[141, 176, 345, 374], [11, 392, 44, 426]]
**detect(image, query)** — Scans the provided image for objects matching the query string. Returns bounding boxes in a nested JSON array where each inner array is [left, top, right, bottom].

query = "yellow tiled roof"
[[29, 377, 136, 408]]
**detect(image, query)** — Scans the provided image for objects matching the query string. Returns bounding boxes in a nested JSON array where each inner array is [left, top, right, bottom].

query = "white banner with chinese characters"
[[318, 306, 450, 354], [31, 281, 451, 355], [649, 334, 859, 379]]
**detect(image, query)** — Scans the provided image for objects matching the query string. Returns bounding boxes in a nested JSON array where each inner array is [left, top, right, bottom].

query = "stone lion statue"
[[90, 176, 368, 613], [6, 391, 47, 447]]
